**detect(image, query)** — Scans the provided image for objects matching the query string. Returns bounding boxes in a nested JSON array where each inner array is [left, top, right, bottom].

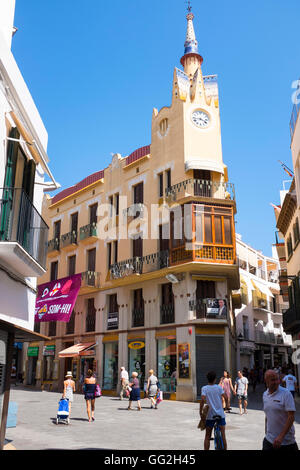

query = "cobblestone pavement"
[[4, 384, 300, 450]]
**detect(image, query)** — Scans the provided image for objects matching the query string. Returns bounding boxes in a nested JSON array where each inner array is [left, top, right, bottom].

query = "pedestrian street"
[[4, 384, 300, 451]]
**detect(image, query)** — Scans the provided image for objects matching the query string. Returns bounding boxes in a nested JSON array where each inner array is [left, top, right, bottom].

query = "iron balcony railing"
[[160, 304, 175, 324], [61, 230, 78, 248], [132, 307, 145, 327], [189, 298, 228, 319], [165, 179, 235, 202], [110, 250, 169, 279], [79, 222, 97, 241], [283, 306, 300, 332], [81, 271, 100, 288], [86, 312, 96, 332], [0, 187, 48, 269], [255, 331, 276, 345], [47, 237, 60, 253]]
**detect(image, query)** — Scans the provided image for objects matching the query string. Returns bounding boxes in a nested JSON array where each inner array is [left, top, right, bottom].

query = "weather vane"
[[186, 0, 192, 13]]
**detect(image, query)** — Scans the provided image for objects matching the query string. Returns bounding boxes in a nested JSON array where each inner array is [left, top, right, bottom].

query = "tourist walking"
[[120, 366, 129, 400], [200, 371, 227, 450], [234, 370, 249, 415], [63, 371, 76, 418], [146, 369, 159, 409], [283, 370, 298, 398], [262, 369, 298, 450], [127, 371, 142, 411], [83, 369, 96, 422], [219, 370, 235, 412]]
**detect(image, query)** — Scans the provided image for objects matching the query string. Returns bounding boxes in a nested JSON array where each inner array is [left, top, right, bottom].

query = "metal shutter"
[[196, 335, 225, 397]]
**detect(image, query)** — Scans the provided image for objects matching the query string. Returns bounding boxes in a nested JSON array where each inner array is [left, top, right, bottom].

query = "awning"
[[251, 280, 274, 298], [58, 342, 96, 358], [241, 275, 254, 292], [0, 319, 50, 343], [185, 159, 224, 174]]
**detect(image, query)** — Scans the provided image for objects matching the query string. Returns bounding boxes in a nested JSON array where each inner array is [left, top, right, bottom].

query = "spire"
[[180, 4, 203, 75]]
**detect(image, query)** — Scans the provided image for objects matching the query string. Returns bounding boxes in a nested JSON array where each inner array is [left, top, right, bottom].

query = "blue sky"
[[12, 0, 300, 257]]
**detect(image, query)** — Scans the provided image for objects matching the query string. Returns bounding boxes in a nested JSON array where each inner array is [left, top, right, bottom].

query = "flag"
[[278, 161, 294, 178], [270, 203, 281, 213]]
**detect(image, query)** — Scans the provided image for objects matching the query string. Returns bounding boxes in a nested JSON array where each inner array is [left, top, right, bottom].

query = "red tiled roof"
[[52, 170, 104, 205], [125, 145, 150, 166]]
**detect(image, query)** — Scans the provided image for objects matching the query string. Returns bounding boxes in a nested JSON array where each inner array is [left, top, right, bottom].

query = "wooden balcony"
[[170, 243, 235, 265]]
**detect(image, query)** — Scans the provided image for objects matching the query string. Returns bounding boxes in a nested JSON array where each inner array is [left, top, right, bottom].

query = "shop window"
[[128, 340, 145, 386], [103, 342, 118, 390], [157, 338, 177, 393], [43, 356, 55, 381]]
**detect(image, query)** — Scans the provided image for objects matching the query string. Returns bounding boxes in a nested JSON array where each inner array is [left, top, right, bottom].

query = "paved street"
[[4, 384, 300, 450]]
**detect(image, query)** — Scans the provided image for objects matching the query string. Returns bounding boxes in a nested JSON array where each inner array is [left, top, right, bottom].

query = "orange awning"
[[58, 342, 96, 358]]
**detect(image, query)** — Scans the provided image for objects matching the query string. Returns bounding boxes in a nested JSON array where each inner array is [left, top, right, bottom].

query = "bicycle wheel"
[[214, 427, 224, 450]]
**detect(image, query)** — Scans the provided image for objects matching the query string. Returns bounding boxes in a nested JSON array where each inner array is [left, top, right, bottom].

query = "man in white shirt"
[[234, 370, 249, 415], [120, 366, 129, 400], [200, 371, 227, 450], [283, 370, 298, 398], [263, 369, 298, 450]]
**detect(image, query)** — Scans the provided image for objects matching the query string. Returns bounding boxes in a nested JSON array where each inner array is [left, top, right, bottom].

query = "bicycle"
[[212, 415, 225, 450]]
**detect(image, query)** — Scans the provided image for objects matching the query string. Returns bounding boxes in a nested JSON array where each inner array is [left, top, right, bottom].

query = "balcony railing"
[[132, 308, 144, 327], [61, 230, 78, 249], [81, 271, 100, 288], [160, 304, 175, 324], [110, 250, 169, 279], [0, 187, 48, 268], [171, 244, 235, 264], [165, 179, 235, 202], [255, 331, 276, 344], [47, 237, 60, 253], [86, 312, 96, 332], [79, 222, 97, 241], [189, 299, 228, 320]]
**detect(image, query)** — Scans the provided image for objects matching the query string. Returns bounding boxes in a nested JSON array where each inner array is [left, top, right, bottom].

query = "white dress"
[[65, 380, 74, 402]]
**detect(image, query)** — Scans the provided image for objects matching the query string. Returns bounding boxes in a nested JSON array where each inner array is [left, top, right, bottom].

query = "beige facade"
[[25, 11, 239, 401], [274, 79, 300, 380]]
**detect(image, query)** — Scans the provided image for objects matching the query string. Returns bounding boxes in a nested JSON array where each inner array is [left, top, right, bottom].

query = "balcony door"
[[71, 212, 78, 243], [193, 169, 211, 197], [87, 248, 96, 286]]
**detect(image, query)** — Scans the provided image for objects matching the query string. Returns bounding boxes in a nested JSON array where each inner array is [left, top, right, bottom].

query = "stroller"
[[56, 397, 70, 425]]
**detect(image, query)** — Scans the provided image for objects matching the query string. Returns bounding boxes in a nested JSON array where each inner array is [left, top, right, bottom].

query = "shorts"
[[237, 394, 248, 400], [262, 437, 298, 451], [206, 418, 226, 428]]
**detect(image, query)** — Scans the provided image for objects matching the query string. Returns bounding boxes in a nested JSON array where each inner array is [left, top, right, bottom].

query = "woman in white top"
[[146, 369, 159, 409], [63, 371, 76, 418]]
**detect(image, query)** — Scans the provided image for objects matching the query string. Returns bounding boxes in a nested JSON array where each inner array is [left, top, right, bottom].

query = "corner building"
[[31, 10, 239, 401]]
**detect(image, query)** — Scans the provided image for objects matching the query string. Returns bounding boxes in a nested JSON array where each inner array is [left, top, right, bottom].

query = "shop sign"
[[80, 349, 95, 357], [129, 341, 145, 350], [27, 346, 39, 357], [43, 345, 55, 356], [35, 273, 82, 323]]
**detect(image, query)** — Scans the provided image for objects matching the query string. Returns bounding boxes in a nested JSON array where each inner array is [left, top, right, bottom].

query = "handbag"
[[94, 384, 102, 398], [156, 391, 163, 404]]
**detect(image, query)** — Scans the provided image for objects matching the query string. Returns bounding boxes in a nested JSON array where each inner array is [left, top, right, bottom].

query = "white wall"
[[0, 0, 16, 50]]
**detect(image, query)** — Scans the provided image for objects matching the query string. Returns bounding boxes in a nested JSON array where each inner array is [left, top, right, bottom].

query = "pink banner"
[[35, 274, 82, 322]]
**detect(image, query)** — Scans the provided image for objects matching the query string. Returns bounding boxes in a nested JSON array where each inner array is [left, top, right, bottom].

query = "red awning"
[[58, 342, 96, 358]]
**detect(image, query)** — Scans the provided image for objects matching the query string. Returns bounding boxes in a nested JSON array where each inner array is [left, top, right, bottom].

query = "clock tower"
[[151, 7, 226, 183]]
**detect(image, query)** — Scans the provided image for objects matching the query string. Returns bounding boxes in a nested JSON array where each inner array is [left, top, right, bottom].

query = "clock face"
[[191, 110, 210, 128]]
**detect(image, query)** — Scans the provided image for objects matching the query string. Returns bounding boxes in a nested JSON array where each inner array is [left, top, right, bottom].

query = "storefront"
[[26, 344, 39, 385], [103, 340, 118, 390], [157, 337, 177, 393], [128, 340, 145, 387], [58, 342, 97, 390], [42, 344, 58, 386]]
